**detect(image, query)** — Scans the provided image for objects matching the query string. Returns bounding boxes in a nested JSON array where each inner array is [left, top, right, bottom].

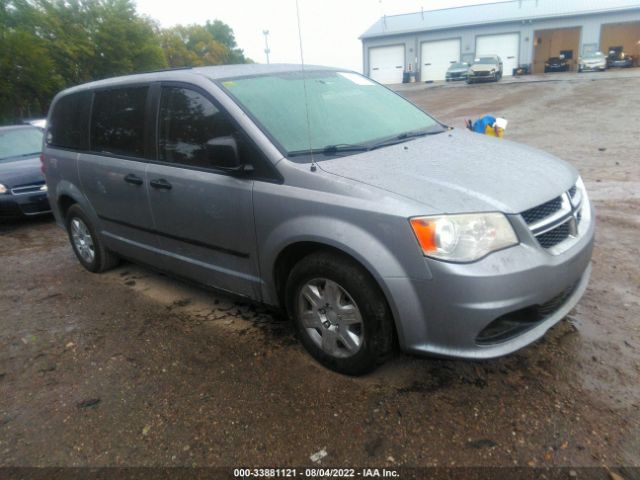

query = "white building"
[[360, 0, 640, 83]]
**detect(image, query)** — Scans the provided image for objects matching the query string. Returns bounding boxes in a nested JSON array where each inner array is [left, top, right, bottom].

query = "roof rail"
[[139, 66, 194, 74]]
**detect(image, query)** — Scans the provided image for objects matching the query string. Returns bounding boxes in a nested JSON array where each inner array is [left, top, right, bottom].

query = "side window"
[[90, 86, 148, 158], [158, 87, 237, 169], [48, 91, 92, 150]]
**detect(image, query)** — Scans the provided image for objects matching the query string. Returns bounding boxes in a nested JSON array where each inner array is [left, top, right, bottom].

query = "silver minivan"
[[43, 64, 594, 375]]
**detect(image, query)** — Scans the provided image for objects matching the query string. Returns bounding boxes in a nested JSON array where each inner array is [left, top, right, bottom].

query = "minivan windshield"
[[0, 127, 43, 162], [219, 70, 443, 158]]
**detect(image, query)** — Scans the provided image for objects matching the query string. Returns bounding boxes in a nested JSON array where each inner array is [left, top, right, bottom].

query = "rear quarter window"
[[48, 91, 92, 150]]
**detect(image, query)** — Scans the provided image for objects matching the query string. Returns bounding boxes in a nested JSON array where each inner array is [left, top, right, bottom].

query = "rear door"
[[146, 84, 262, 299], [78, 85, 160, 263]]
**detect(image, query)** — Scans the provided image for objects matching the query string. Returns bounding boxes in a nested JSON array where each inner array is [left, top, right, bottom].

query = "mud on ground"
[[0, 71, 639, 468]]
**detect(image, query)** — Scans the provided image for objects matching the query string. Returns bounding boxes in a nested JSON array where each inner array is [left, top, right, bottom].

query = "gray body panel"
[[145, 163, 261, 298], [317, 129, 577, 214], [43, 64, 594, 360], [77, 153, 164, 267]]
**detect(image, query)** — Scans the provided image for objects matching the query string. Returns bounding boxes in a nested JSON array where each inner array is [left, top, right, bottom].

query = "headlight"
[[0, 183, 8, 194], [410, 213, 518, 262], [491, 68, 496, 73]]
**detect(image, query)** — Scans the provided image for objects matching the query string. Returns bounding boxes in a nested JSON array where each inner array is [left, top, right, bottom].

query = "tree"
[[204, 19, 250, 64], [89, 0, 166, 78], [0, 1, 249, 122], [160, 19, 252, 68]]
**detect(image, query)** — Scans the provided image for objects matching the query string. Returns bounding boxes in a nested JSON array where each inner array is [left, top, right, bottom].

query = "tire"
[[285, 251, 395, 375], [65, 204, 119, 273]]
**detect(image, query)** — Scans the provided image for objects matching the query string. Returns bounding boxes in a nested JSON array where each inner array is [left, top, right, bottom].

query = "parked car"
[[22, 118, 47, 130], [466, 55, 503, 83], [607, 51, 634, 68], [0, 125, 50, 219], [544, 56, 570, 73], [578, 52, 607, 72], [43, 65, 594, 375], [445, 62, 469, 81]]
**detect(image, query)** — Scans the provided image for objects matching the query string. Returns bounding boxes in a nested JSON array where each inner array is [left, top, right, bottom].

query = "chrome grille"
[[521, 197, 562, 225], [536, 222, 571, 249], [520, 183, 585, 254], [10, 182, 46, 195]]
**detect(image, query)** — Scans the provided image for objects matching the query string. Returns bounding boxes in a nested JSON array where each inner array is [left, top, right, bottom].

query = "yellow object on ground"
[[484, 125, 505, 137]]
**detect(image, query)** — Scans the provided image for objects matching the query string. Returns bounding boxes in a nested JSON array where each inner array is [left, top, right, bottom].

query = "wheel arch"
[[271, 240, 402, 347]]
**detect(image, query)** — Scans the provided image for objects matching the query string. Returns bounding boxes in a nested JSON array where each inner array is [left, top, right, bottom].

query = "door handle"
[[149, 178, 172, 190], [124, 173, 143, 186]]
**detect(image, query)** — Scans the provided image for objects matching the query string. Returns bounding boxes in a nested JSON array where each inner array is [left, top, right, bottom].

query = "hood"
[[470, 64, 497, 72], [0, 155, 44, 188], [318, 129, 577, 214]]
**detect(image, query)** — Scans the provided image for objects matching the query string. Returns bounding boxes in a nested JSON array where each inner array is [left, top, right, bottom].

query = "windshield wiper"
[[369, 126, 446, 151], [287, 143, 369, 157], [286, 127, 446, 158]]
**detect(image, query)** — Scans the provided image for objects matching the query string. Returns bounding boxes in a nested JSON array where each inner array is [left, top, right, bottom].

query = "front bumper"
[[467, 72, 497, 82], [580, 64, 606, 71], [386, 206, 595, 359], [0, 192, 51, 218]]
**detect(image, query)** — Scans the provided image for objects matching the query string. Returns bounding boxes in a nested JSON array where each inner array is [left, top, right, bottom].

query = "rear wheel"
[[65, 204, 119, 273], [286, 251, 394, 375]]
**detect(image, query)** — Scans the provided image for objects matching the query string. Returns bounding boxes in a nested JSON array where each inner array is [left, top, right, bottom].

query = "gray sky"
[[135, 0, 505, 72]]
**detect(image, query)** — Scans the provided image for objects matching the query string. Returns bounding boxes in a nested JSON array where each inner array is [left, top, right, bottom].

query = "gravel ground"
[[0, 70, 639, 470]]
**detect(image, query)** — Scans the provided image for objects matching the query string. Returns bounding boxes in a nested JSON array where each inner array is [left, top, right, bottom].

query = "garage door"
[[369, 45, 405, 84], [476, 33, 519, 76], [420, 39, 461, 82], [532, 27, 581, 73], [601, 22, 640, 60]]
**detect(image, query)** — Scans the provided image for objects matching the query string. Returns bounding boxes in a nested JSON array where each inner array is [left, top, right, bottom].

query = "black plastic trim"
[[97, 214, 250, 259]]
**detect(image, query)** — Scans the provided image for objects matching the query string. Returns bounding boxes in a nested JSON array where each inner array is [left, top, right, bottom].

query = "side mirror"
[[206, 135, 244, 172]]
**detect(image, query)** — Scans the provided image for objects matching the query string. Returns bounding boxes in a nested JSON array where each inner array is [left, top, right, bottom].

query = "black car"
[[544, 57, 570, 73], [607, 51, 634, 68], [0, 125, 50, 219]]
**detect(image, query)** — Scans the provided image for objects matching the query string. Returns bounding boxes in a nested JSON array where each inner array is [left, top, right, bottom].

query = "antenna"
[[262, 30, 270, 64], [295, 0, 317, 172]]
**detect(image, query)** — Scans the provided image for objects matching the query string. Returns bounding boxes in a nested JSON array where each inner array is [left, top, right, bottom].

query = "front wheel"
[[286, 251, 394, 375], [66, 204, 119, 273]]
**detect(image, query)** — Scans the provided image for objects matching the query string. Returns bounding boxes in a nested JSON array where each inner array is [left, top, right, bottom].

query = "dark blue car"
[[0, 125, 50, 219]]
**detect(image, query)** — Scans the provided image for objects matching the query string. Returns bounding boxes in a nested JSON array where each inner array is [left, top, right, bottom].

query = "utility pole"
[[263, 30, 271, 64]]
